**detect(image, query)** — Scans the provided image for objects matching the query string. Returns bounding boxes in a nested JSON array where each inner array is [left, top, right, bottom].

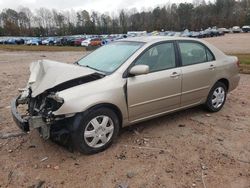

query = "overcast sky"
[[0, 0, 196, 13]]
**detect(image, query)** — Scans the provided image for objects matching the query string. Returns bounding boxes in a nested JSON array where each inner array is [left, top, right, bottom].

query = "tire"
[[204, 82, 227, 112], [71, 107, 120, 154]]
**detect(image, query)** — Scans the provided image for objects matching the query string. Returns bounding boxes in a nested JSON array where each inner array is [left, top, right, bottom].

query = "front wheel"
[[204, 82, 227, 112], [71, 107, 120, 154]]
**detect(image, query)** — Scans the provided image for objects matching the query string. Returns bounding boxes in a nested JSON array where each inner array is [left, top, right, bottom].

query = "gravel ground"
[[0, 34, 249, 188], [204, 33, 250, 54]]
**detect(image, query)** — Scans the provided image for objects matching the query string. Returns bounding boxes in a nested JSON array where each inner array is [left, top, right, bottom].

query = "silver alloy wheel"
[[212, 87, 225, 109], [84, 115, 114, 148]]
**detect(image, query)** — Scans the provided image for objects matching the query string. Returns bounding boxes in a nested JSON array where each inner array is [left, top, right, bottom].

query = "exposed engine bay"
[[16, 90, 64, 139]]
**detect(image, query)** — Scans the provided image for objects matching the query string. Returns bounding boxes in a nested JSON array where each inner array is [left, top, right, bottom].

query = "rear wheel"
[[71, 107, 120, 154], [205, 82, 227, 112]]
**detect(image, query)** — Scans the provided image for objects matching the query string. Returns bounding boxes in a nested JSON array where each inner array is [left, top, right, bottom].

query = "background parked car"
[[90, 38, 102, 46], [203, 29, 213, 37], [167, 31, 176, 36], [66, 37, 76, 46], [4, 38, 16, 44], [173, 32, 181, 37], [203, 28, 218, 37], [102, 35, 115, 45], [42, 37, 55, 45], [210, 28, 220, 37], [81, 38, 91, 47], [242, 25, 250, 32], [218, 28, 230, 33], [232, 26, 242, 33], [53, 37, 62, 46], [0, 25, 242, 48], [15, 38, 25, 45], [74, 38, 86, 46], [181, 30, 192, 37], [26, 38, 42, 45], [53, 37, 67, 46]]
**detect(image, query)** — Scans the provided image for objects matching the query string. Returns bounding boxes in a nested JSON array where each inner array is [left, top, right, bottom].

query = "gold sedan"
[[12, 36, 240, 154]]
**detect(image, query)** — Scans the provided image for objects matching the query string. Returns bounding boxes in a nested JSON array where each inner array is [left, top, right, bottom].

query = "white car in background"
[[41, 37, 55, 45], [218, 28, 230, 33], [81, 38, 91, 47], [25, 38, 41, 45], [232, 26, 242, 33]]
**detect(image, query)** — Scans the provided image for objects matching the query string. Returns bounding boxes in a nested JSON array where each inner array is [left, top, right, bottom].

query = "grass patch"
[[0, 45, 85, 52], [236, 54, 250, 65], [230, 54, 250, 74], [230, 54, 250, 65]]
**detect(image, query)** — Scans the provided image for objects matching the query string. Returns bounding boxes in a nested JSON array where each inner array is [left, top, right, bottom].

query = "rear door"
[[127, 42, 182, 122], [177, 41, 217, 107]]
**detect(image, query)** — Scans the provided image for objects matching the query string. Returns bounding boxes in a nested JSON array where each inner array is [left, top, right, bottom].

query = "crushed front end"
[[11, 88, 64, 139], [11, 60, 103, 142]]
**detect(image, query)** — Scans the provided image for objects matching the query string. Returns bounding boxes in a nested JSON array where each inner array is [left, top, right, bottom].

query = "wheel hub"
[[212, 86, 225, 109], [84, 115, 114, 148]]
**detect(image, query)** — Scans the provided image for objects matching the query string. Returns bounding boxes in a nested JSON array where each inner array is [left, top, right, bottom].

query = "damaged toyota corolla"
[[11, 36, 240, 154]]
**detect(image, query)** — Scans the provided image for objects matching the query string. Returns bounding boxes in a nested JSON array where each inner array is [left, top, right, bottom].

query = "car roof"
[[120, 36, 201, 43]]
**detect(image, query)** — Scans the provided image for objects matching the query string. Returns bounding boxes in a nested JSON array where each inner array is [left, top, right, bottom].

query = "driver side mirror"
[[129, 65, 149, 76]]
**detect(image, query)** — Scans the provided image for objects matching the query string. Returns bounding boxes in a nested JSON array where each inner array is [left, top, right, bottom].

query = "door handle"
[[209, 64, 216, 70], [170, 72, 180, 78]]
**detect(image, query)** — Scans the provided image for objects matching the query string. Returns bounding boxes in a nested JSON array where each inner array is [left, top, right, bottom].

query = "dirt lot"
[[204, 33, 250, 54], [0, 34, 250, 188]]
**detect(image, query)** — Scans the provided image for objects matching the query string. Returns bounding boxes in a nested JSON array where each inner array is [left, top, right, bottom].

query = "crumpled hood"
[[28, 59, 96, 97]]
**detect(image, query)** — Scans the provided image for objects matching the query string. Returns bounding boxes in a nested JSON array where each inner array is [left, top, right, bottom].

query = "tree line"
[[0, 0, 250, 37]]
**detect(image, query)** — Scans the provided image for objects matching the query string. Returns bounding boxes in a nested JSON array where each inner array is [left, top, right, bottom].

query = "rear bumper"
[[11, 96, 30, 132], [229, 74, 240, 92]]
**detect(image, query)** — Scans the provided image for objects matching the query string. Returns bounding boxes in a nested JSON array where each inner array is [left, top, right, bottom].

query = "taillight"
[[236, 60, 240, 68]]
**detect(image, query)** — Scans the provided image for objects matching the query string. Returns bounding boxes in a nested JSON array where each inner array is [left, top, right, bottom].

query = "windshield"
[[78, 41, 144, 73]]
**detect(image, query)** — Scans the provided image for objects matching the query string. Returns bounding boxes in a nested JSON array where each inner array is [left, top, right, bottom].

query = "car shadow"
[[49, 105, 207, 154], [121, 105, 206, 135]]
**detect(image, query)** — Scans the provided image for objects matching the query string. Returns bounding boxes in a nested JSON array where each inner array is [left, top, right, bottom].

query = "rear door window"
[[206, 49, 215, 61], [178, 42, 214, 66]]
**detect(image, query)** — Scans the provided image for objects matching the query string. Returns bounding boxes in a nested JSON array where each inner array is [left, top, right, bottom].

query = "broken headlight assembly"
[[28, 92, 64, 119], [28, 92, 64, 139], [46, 93, 64, 112]]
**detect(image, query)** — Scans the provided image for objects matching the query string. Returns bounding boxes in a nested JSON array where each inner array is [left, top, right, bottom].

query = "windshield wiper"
[[80, 64, 106, 76]]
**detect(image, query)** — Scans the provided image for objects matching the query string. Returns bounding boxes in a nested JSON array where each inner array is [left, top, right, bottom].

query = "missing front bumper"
[[11, 96, 51, 139]]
